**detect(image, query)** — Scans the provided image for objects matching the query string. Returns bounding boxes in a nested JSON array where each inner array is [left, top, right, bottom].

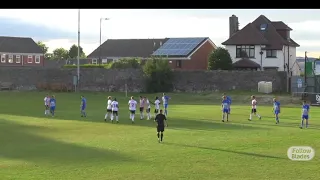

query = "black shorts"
[[112, 111, 118, 116], [146, 108, 150, 113], [157, 125, 165, 132], [45, 105, 49, 109], [130, 110, 135, 114], [251, 108, 257, 113], [107, 109, 112, 112], [139, 107, 144, 112], [154, 109, 159, 113]]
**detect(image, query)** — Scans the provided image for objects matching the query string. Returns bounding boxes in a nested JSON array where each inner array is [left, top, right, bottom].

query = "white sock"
[[147, 113, 151, 119], [132, 115, 135, 121], [116, 116, 118, 121], [249, 114, 252, 119], [105, 113, 108, 119], [111, 114, 114, 121], [256, 114, 261, 118], [45, 110, 47, 115]]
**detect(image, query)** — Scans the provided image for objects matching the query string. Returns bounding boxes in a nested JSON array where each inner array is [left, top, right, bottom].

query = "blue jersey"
[[50, 98, 56, 107], [302, 104, 309, 115], [222, 99, 229, 109], [226, 96, 232, 105], [273, 101, 280, 111], [81, 98, 87, 107], [162, 95, 170, 105]]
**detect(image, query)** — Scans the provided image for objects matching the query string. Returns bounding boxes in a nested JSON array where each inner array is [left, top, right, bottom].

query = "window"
[[28, 55, 33, 63], [92, 59, 98, 64], [8, 55, 13, 63], [236, 45, 255, 58], [15, 55, 21, 63], [266, 50, 277, 58], [35, 56, 40, 64], [176, 60, 182, 68], [1, 54, 6, 63]]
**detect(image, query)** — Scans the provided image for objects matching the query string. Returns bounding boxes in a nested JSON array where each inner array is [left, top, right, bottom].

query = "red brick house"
[[0, 36, 44, 67], [87, 37, 217, 70]]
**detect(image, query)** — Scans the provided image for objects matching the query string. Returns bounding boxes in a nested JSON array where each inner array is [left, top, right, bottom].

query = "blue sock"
[[165, 109, 168, 116]]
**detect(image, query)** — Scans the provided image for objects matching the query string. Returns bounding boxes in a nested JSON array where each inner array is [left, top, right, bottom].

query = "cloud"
[[0, 9, 320, 57]]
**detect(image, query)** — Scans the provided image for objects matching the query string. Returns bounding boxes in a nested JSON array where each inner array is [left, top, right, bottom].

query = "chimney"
[[229, 15, 239, 38]]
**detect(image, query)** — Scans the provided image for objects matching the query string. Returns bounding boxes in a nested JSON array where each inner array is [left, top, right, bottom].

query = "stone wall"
[[0, 67, 287, 92]]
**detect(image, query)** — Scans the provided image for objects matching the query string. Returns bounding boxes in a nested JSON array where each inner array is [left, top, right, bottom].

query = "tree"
[[207, 47, 233, 70], [68, 44, 86, 59], [37, 41, 52, 60], [143, 57, 173, 93], [52, 48, 69, 60]]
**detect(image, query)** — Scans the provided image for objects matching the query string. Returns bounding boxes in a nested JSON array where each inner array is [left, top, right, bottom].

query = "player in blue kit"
[[272, 98, 281, 124], [300, 100, 310, 129], [162, 93, 170, 116], [80, 95, 87, 117], [221, 96, 230, 122], [49, 95, 56, 117], [223, 93, 232, 114]]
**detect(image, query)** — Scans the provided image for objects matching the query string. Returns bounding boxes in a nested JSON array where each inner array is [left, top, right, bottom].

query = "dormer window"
[[260, 24, 267, 31]]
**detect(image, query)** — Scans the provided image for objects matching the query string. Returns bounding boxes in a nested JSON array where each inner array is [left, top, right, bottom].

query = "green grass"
[[0, 92, 319, 180]]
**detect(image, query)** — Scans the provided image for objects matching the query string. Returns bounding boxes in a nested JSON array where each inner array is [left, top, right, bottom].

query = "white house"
[[222, 15, 300, 74]]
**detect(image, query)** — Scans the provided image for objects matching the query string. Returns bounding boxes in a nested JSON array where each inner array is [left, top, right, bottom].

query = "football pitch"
[[0, 92, 319, 180]]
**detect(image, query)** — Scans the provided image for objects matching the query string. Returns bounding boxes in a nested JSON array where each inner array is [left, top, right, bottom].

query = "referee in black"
[[154, 109, 168, 143]]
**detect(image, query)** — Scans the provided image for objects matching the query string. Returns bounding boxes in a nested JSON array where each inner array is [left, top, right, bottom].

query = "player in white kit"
[[128, 96, 138, 123], [248, 95, 261, 121], [44, 94, 50, 116], [154, 96, 161, 117], [111, 98, 119, 123], [104, 96, 112, 122], [139, 96, 145, 120], [145, 97, 151, 120]]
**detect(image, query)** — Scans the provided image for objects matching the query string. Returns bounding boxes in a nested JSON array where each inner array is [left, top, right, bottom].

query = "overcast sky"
[[0, 9, 319, 57]]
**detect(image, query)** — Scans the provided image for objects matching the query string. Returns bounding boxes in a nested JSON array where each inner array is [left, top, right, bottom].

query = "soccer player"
[[248, 95, 261, 121], [223, 93, 232, 114], [221, 96, 230, 122], [44, 94, 50, 116], [80, 95, 87, 117], [154, 109, 168, 143], [273, 98, 281, 124], [105, 96, 112, 121], [154, 96, 161, 117], [49, 95, 56, 117], [162, 93, 170, 116], [139, 96, 145, 120], [111, 98, 119, 123], [300, 100, 310, 129], [128, 96, 138, 123], [145, 97, 151, 120]]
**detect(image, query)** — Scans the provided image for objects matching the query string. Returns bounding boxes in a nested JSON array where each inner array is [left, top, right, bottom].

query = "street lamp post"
[[77, 9, 81, 90], [99, 18, 110, 65]]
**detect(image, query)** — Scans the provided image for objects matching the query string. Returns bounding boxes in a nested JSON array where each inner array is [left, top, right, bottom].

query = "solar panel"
[[152, 37, 206, 56]]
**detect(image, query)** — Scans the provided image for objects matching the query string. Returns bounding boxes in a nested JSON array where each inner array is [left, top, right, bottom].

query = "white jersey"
[[252, 99, 257, 109], [146, 99, 151, 109], [107, 100, 112, 110], [128, 100, 137, 111], [154, 99, 160, 109], [44, 97, 50, 105], [111, 101, 119, 111]]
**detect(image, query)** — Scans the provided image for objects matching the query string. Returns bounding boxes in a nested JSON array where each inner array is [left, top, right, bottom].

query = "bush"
[[63, 64, 110, 68], [143, 57, 173, 93], [109, 58, 141, 69]]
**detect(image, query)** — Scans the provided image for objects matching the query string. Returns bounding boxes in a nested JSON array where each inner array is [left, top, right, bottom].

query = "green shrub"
[[143, 57, 173, 93], [109, 58, 141, 69], [63, 64, 110, 68]]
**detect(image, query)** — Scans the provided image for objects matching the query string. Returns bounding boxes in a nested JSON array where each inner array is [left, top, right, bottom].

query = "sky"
[[0, 9, 319, 58]]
